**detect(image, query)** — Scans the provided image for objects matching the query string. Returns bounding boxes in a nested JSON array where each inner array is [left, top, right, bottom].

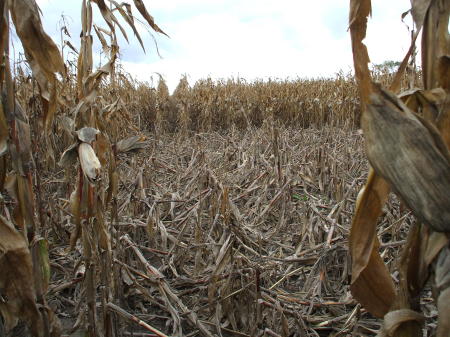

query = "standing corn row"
[[0, 1, 167, 336]]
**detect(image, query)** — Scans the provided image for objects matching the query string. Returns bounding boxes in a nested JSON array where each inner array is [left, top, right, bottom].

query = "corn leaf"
[[364, 85, 450, 233], [0, 215, 42, 335], [132, 0, 169, 37]]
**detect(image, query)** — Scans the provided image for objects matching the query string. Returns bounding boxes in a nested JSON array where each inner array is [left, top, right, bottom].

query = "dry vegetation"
[[0, 0, 448, 337]]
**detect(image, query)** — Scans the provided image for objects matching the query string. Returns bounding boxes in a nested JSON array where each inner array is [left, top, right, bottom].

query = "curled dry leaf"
[[92, 0, 129, 43], [13, 118, 33, 173], [78, 142, 101, 183], [350, 169, 394, 318], [0, 215, 42, 335], [116, 135, 149, 153], [399, 87, 447, 121], [348, 0, 372, 104], [110, 0, 146, 51], [363, 85, 450, 232], [10, 0, 64, 80], [378, 309, 425, 336], [93, 24, 110, 54], [76, 127, 100, 143], [132, 0, 169, 37], [411, 0, 434, 32], [59, 142, 78, 168]]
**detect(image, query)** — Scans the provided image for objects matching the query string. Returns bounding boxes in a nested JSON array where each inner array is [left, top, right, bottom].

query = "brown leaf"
[[59, 142, 78, 168], [10, 0, 64, 80], [116, 135, 148, 153], [363, 85, 450, 232], [411, 0, 434, 31], [132, 0, 169, 37], [0, 95, 9, 157], [13, 117, 33, 174], [110, 0, 146, 51], [11, 0, 65, 102], [77, 0, 93, 97], [0, 215, 42, 335], [421, 0, 450, 89], [93, 24, 110, 54], [350, 168, 394, 318], [437, 56, 450, 149], [379, 309, 425, 336], [349, 0, 372, 104], [76, 127, 100, 143], [0, 0, 8, 56], [92, 0, 129, 42], [17, 174, 36, 236]]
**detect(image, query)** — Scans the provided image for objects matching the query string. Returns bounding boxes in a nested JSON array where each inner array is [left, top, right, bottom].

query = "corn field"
[[0, 0, 448, 337]]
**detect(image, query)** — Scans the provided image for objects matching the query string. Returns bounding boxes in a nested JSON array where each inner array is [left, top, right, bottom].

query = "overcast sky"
[[31, 0, 413, 92]]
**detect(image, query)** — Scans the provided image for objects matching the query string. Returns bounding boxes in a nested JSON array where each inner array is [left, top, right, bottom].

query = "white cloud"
[[32, 0, 414, 92]]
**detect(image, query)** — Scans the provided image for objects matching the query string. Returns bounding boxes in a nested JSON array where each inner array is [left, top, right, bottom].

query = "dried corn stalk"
[[349, 0, 450, 335], [0, 0, 167, 335]]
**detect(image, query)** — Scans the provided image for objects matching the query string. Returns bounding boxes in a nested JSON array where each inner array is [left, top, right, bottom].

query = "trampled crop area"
[[1, 0, 449, 336]]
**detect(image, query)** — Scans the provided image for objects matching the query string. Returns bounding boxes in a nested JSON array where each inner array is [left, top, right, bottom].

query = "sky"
[[29, 0, 413, 92]]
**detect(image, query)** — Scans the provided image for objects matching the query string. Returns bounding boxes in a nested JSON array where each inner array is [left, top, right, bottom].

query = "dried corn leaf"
[[10, 0, 64, 80], [42, 78, 58, 133], [132, 0, 169, 37], [69, 174, 90, 250], [436, 288, 450, 337], [92, 0, 129, 43], [81, 45, 118, 97], [437, 56, 450, 149], [78, 142, 101, 183], [424, 232, 449, 266], [35, 237, 51, 293], [76, 127, 99, 143], [93, 24, 110, 54], [106, 155, 118, 205], [13, 114, 32, 175], [59, 142, 78, 168], [363, 85, 450, 232], [77, 0, 94, 97], [94, 133, 110, 166], [350, 175, 395, 316], [349, 0, 372, 104], [116, 135, 148, 153], [350, 139, 395, 317], [0, 0, 8, 56], [0, 97, 8, 157], [110, 0, 145, 51], [421, 0, 450, 90], [0, 215, 42, 335], [64, 40, 79, 54], [402, 224, 429, 298], [17, 174, 36, 235], [378, 309, 425, 337], [95, 196, 110, 251], [399, 87, 447, 122], [22, 48, 59, 134], [411, 0, 434, 31], [208, 235, 233, 308]]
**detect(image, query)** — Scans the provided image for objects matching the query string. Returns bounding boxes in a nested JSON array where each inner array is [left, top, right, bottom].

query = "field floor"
[[47, 125, 435, 336]]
